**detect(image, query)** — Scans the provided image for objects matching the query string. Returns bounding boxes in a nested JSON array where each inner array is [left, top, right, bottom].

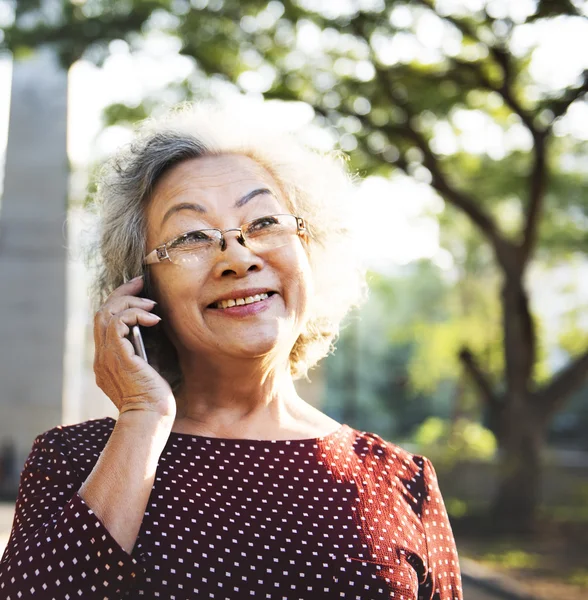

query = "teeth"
[[216, 292, 270, 309]]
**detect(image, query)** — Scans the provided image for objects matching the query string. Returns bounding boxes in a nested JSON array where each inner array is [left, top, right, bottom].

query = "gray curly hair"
[[91, 103, 366, 387]]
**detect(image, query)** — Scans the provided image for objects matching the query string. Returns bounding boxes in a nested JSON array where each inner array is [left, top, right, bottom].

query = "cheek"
[[149, 271, 205, 332], [160, 297, 207, 352], [281, 246, 314, 318]]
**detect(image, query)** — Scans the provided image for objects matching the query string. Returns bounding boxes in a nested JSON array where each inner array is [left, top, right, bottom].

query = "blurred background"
[[1, 0, 588, 597]]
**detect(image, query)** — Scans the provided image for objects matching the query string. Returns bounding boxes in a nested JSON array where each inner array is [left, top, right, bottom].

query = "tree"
[[5, 0, 588, 530], [323, 262, 459, 442]]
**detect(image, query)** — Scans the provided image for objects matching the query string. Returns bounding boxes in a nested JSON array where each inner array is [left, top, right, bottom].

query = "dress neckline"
[[170, 423, 350, 444], [106, 417, 349, 444]]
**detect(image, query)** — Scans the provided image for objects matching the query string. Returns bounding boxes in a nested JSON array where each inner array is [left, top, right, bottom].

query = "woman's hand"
[[94, 276, 176, 420]]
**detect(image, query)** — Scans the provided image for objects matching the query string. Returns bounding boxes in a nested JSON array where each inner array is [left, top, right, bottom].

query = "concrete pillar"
[[0, 49, 68, 495]]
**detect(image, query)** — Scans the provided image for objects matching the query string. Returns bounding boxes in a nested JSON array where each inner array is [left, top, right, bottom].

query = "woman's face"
[[144, 154, 313, 367]]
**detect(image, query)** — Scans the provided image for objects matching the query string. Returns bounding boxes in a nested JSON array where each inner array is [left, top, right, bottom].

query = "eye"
[[245, 215, 280, 234], [169, 229, 217, 248]]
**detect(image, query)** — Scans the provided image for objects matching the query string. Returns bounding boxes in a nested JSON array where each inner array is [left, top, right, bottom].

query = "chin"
[[225, 321, 297, 360]]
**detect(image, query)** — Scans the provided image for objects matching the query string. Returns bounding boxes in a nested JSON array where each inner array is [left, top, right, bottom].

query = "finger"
[[94, 296, 155, 349], [102, 310, 160, 360], [107, 275, 145, 301], [101, 322, 136, 364], [101, 309, 159, 352], [113, 307, 161, 331], [103, 295, 157, 318]]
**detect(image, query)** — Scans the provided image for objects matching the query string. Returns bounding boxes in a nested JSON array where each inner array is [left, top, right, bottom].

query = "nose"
[[213, 230, 263, 278], [218, 228, 245, 251]]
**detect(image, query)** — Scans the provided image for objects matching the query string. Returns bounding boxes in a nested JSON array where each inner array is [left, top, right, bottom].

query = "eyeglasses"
[[144, 214, 307, 267]]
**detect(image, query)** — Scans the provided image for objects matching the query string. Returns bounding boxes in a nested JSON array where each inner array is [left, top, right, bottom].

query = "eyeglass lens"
[[166, 215, 298, 266]]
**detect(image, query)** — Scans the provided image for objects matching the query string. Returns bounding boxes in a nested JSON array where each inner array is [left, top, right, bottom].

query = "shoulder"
[[341, 426, 439, 510], [27, 417, 116, 466], [34, 417, 116, 446], [343, 425, 430, 472]]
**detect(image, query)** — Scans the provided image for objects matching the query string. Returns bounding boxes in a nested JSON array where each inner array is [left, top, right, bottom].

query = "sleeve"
[[417, 457, 463, 600], [0, 428, 145, 600]]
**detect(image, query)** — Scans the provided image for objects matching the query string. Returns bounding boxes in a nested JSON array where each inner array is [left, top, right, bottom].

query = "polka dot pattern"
[[0, 418, 462, 599]]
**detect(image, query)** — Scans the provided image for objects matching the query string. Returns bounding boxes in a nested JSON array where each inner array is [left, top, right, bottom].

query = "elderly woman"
[[1, 106, 462, 599]]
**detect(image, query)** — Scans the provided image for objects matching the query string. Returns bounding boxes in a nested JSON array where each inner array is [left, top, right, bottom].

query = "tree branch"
[[535, 346, 588, 416], [459, 347, 500, 410], [367, 62, 504, 231], [520, 131, 548, 263], [402, 6, 547, 267], [413, 0, 480, 41], [390, 118, 517, 266], [382, 3, 544, 268], [414, 0, 540, 138], [547, 71, 588, 125], [318, 45, 517, 270], [449, 56, 539, 138]]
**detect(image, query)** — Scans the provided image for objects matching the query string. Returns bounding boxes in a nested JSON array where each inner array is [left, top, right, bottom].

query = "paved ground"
[[463, 579, 511, 599], [0, 503, 511, 599]]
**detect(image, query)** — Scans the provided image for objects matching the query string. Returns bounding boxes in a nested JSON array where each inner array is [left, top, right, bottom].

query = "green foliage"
[[444, 497, 469, 519], [569, 569, 588, 587], [413, 416, 497, 468], [103, 102, 149, 126], [559, 309, 588, 358], [532, 0, 581, 20], [5, 1, 588, 271], [481, 549, 540, 570], [387, 253, 501, 395], [4, 0, 588, 463], [404, 317, 501, 395], [322, 263, 457, 440]]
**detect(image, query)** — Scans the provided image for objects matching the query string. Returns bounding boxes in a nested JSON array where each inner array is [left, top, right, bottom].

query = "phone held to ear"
[[131, 325, 148, 363], [123, 275, 149, 363]]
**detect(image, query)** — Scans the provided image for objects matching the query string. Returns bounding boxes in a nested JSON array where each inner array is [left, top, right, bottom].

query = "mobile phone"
[[130, 325, 149, 363], [123, 275, 149, 363]]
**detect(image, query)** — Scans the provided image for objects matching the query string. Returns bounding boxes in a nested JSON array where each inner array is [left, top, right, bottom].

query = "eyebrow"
[[160, 187, 275, 226]]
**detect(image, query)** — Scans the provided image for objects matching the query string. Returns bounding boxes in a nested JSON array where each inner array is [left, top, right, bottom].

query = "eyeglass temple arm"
[[144, 246, 170, 265], [296, 217, 307, 234]]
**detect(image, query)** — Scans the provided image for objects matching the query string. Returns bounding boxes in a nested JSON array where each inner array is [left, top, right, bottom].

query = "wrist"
[[116, 408, 175, 437]]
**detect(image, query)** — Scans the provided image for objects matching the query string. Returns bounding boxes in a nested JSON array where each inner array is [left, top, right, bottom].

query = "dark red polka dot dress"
[[0, 418, 462, 599]]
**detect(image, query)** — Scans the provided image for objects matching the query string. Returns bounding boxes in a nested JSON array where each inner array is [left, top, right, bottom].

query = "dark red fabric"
[[0, 417, 462, 599]]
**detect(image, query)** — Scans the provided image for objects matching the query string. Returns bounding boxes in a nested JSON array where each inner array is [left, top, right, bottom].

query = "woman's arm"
[[1, 277, 175, 598], [79, 275, 177, 553], [417, 457, 463, 600], [0, 416, 170, 599], [78, 411, 173, 554]]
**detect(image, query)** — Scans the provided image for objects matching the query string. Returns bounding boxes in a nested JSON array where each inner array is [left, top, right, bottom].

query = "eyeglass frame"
[[144, 214, 308, 266]]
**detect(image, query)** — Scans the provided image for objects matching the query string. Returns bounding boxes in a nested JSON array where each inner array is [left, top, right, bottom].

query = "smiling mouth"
[[208, 292, 277, 310]]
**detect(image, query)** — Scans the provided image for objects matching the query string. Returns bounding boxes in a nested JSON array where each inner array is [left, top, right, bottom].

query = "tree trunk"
[[490, 274, 541, 531], [490, 401, 545, 532], [501, 274, 535, 402]]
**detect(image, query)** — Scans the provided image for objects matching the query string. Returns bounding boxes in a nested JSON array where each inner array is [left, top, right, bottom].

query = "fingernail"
[[130, 275, 143, 281], [150, 314, 162, 321]]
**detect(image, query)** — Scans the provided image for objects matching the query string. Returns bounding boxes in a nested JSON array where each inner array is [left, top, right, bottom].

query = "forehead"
[[146, 154, 282, 222]]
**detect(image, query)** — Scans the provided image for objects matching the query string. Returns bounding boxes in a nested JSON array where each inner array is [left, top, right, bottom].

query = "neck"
[[172, 354, 328, 440]]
